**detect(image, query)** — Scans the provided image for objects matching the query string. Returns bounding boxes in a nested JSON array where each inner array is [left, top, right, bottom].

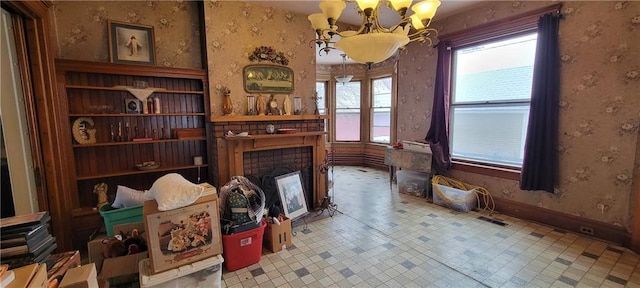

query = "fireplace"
[[208, 116, 328, 208]]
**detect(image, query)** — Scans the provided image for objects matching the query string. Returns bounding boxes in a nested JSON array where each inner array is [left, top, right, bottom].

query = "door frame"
[[2, 0, 76, 251]]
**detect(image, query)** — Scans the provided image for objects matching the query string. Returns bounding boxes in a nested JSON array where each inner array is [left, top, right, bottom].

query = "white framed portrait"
[[275, 171, 308, 220]]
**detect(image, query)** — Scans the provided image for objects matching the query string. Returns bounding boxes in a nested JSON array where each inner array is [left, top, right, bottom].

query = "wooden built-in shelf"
[[72, 137, 206, 148], [69, 113, 205, 117], [76, 164, 207, 180], [210, 114, 329, 123], [56, 58, 211, 251], [65, 85, 204, 95]]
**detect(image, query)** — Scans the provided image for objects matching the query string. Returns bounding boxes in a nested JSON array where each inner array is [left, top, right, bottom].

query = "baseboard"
[[492, 197, 628, 246]]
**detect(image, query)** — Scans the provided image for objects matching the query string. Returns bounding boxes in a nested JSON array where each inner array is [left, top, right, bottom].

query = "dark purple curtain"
[[520, 13, 561, 192], [425, 43, 452, 172]]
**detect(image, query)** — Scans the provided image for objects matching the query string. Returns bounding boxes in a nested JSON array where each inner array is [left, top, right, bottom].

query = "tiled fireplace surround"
[[208, 117, 328, 208]]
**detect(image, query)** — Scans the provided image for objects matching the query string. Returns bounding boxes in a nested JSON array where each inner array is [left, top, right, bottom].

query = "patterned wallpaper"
[[203, 1, 316, 117], [398, 1, 640, 229], [47, 0, 640, 229], [51, 1, 201, 69]]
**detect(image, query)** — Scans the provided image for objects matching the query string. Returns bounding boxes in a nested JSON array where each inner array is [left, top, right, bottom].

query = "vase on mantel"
[[222, 94, 233, 115]]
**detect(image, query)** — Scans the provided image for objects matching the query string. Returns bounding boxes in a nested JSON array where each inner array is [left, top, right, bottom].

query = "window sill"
[[451, 160, 520, 181]]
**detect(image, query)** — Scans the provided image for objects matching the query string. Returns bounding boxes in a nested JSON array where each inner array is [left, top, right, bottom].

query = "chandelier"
[[335, 54, 354, 84], [309, 0, 441, 66]]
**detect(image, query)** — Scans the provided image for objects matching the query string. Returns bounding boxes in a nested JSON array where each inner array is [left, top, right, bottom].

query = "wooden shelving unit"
[[55, 59, 210, 249], [65, 85, 205, 94], [69, 113, 206, 117], [71, 137, 206, 148]]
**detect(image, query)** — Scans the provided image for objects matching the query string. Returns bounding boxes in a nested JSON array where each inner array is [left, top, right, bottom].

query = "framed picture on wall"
[[108, 20, 156, 65], [243, 64, 294, 94], [275, 171, 308, 220]]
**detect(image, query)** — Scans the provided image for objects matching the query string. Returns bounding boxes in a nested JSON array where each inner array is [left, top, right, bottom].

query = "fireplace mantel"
[[211, 115, 329, 123], [211, 120, 328, 208], [224, 132, 325, 150]]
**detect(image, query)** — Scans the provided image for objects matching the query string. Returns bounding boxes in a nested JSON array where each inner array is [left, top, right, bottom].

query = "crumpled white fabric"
[[112, 185, 153, 208], [149, 173, 204, 211]]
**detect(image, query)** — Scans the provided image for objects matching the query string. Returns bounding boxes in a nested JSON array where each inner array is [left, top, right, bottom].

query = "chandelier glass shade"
[[335, 54, 353, 84], [309, 0, 440, 65]]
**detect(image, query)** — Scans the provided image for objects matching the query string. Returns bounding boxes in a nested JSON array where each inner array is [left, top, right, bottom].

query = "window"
[[370, 77, 392, 144], [450, 33, 537, 167], [335, 81, 361, 141], [315, 81, 327, 115], [316, 81, 329, 141]]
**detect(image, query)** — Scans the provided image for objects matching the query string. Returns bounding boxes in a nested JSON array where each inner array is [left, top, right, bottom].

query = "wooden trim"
[[9, 8, 49, 214], [492, 197, 627, 245], [438, 3, 563, 46], [451, 160, 520, 181], [629, 130, 640, 252], [5, 0, 74, 251], [55, 58, 206, 78]]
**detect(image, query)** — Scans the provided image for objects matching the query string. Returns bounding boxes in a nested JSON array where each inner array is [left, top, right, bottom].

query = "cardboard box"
[[138, 255, 223, 288], [87, 223, 148, 281], [143, 194, 222, 274], [263, 216, 292, 253], [7, 263, 47, 288], [59, 263, 98, 288], [30, 263, 47, 288]]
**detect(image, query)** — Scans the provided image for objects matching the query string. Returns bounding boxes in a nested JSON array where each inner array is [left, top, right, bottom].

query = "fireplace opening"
[[243, 147, 314, 212]]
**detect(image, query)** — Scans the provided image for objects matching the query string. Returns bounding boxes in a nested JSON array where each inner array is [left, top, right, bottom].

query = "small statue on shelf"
[[312, 91, 320, 115], [283, 95, 292, 115], [257, 94, 267, 116], [93, 182, 109, 210]]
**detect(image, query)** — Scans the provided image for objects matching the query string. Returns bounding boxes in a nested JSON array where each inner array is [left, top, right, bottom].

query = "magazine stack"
[[0, 211, 56, 269]]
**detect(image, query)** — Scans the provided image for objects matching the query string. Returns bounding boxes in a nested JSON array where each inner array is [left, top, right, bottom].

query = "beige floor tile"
[[215, 167, 640, 288]]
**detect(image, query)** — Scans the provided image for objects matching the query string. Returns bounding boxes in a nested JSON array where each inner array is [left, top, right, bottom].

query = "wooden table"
[[384, 147, 432, 189]]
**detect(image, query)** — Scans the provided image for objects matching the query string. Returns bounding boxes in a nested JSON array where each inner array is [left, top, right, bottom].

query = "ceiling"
[[256, 0, 480, 64]]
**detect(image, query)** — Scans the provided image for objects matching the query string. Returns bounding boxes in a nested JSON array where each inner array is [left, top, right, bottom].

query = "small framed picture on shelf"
[[108, 20, 156, 65], [125, 99, 141, 114], [275, 171, 308, 220]]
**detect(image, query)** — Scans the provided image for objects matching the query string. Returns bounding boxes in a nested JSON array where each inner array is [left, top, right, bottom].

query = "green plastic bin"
[[99, 204, 143, 236]]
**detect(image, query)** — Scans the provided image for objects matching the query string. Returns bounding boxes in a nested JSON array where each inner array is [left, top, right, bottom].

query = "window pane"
[[316, 81, 326, 114], [453, 33, 537, 103], [371, 77, 392, 143], [336, 108, 360, 141], [336, 82, 361, 109], [336, 81, 360, 141], [450, 105, 529, 166], [372, 77, 391, 107], [371, 108, 390, 143]]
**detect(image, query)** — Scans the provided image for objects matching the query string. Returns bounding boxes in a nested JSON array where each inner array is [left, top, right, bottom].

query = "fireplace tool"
[[317, 150, 343, 217]]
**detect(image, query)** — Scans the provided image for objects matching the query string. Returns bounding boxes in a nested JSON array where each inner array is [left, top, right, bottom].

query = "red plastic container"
[[222, 220, 266, 271]]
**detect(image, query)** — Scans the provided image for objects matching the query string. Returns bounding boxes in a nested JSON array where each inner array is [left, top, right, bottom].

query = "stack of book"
[[0, 211, 56, 269]]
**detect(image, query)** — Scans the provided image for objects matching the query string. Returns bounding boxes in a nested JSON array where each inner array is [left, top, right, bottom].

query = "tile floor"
[[221, 166, 640, 288]]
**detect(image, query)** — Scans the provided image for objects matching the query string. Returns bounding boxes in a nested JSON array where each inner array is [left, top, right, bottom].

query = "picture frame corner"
[[275, 171, 308, 220]]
